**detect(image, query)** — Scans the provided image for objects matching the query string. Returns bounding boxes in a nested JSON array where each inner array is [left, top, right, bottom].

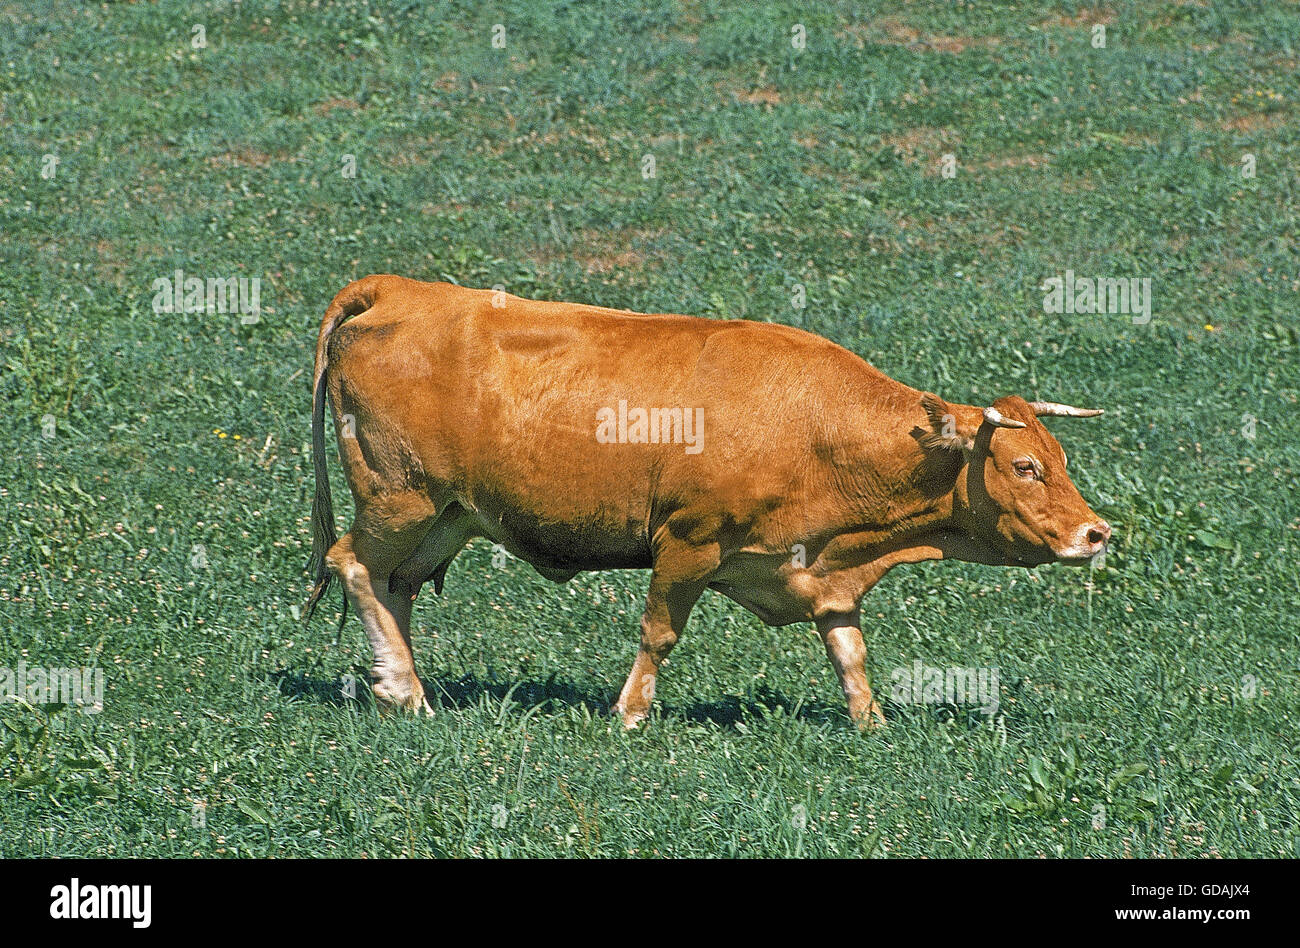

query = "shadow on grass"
[[427, 671, 609, 716], [876, 670, 1029, 730], [267, 668, 369, 709], [879, 699, 1000, 729], [675, 686, 848, 728], [265, 667, 856, 729], [268, 666, 1020, 732]]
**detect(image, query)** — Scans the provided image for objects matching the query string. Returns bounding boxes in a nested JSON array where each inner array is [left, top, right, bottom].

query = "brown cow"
[[305, 275, 1110, 728]]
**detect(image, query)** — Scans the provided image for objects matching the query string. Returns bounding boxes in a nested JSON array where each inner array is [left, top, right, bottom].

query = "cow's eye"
[[1013, 459, 1037, 479]]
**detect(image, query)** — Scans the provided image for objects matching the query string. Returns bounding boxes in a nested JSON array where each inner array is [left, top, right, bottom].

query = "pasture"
[[1, 0, 1297, 857]]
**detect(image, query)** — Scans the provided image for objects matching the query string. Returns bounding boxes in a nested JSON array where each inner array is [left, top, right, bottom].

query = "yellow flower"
[[1204, 324, 1216, 332]]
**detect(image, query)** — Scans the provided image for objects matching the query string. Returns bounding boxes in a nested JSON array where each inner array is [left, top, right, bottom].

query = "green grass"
[[1, 0, 1298, 857]]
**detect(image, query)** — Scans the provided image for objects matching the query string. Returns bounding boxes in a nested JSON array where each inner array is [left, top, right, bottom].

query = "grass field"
[[2, 0, 1298, 858]]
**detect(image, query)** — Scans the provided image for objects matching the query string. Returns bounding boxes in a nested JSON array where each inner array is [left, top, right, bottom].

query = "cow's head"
[[921, 393, 1110, 566]]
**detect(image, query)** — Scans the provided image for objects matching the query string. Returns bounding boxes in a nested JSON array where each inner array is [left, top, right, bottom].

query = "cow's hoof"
[[613, 702, 648, 730], [852, 701, 887, 730], [857, 707, 889, 728], [372, 675, 430, 714]]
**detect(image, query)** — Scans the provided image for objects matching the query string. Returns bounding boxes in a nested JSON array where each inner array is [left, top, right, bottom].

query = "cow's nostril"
[[1086, 522, 1111, 546]]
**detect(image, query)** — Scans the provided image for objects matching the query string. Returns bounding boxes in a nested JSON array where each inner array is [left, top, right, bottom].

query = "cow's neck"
[[826, 431, 963, 555]]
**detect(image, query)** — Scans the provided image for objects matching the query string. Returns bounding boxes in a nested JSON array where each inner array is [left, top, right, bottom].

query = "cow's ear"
[[920, 392, 977, 453]]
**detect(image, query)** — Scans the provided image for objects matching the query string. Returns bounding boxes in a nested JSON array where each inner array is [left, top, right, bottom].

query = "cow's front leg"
[[815, 608, 885, 728], [614, 552, 711, 729]]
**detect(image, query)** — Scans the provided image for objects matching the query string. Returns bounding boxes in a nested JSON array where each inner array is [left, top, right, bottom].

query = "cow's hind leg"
[[816, 608, 885, 729], [614, 544, 716, 729], [326, 520, 434, 713]]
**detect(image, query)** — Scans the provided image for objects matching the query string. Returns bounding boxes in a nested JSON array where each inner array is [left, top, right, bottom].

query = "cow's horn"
[[1029, 401, 1104, 418], [983, 406, 1027, 429]]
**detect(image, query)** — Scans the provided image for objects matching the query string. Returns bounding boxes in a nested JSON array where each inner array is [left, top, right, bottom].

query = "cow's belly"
[[468, 499, 653, 572], [707, 549, 878, 626], [707, 552, 815, 626], [708, 580, 811, 626]]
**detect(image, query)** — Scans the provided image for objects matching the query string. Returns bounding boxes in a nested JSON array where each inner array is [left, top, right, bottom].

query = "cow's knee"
[[324, 536, 357, 579], [640, 614, 678, 662], [339, 559, 370, 594]]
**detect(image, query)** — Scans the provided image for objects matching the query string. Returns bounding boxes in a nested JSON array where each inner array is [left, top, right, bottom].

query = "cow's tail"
[[304, 277, 377, 622]]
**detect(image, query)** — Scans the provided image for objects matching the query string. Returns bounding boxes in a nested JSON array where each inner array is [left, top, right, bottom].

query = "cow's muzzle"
[[1054, 520, 1111, 563]]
